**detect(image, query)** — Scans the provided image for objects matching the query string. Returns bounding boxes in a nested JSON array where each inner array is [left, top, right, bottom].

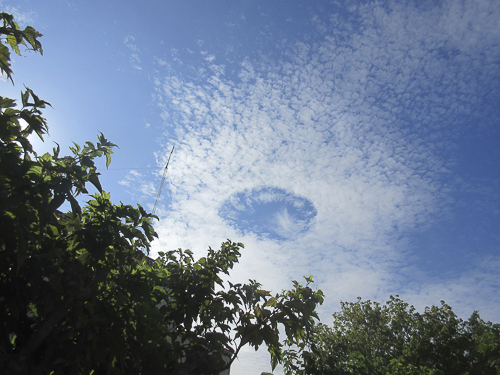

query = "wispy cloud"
[[273, 207, 301, 238], [1, 3, 37, 25], [124, 35, 139, 52], [124, 34, 142, 70]]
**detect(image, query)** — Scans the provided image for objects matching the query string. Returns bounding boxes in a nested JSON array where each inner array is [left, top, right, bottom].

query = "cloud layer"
[[124, 1, 500, 373]]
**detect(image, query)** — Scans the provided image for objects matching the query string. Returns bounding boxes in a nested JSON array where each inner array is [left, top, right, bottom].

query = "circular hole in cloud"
[[219, 186, 317, 241]]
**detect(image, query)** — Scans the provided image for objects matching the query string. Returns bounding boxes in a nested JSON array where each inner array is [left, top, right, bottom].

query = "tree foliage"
[[0, 12, 324, 374], [292, 296, 500, 375], [0, 12, 42, 84]]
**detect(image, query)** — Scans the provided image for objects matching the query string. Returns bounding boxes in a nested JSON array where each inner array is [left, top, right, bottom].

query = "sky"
[[3, 0, 500, 373]]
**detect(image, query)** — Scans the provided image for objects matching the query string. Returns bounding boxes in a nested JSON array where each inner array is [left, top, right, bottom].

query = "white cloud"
[[124, 35, 139, 52], [130, 170, 141, 177], [1, 3, 37, 25], [273, 207, 300, 238], [155, 57, 168, 66], [204, 54, 216, 62], [124, 34, 142, 70], [402, 255, 500, 322]]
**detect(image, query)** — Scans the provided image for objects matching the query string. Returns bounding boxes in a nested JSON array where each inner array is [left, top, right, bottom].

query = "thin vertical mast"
[[152, 146, 174, 216]]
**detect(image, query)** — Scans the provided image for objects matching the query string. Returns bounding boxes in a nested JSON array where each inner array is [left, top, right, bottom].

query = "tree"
[[0, 12, 324, 374], [288, 296, 500, 375]]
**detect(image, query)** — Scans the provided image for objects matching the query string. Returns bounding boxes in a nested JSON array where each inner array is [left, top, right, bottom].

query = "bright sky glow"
[[4, 1, 500, 373]]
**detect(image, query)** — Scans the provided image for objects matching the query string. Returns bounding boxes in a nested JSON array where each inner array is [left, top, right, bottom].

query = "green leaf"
[[21, 89, 29, 107], [142, 221, 157, 242], [0, 96, 16, 108], [22, 26, 43, 54], [264, 297, 278, 307], [71, 142, 81, 154], [7, 34, 21, 55], [105, 152, 112, 168], [88, 173, 103, 193], [68, 194, 81, 215], [48, 194, 65, 213], [52, 142, 60, 158], [78, 249, 90, 265]]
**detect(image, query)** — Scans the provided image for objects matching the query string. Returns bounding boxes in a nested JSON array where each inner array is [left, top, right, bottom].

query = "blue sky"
[[3, 0, 500, 373]]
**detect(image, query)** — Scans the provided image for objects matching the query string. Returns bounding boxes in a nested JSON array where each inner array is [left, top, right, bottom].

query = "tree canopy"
[[292, 296, 500, 375], [0, 12, 324, 374]]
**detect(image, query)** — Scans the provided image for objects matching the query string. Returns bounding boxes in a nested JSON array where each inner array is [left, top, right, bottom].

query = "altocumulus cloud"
[[123, 1, 500, 373]]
